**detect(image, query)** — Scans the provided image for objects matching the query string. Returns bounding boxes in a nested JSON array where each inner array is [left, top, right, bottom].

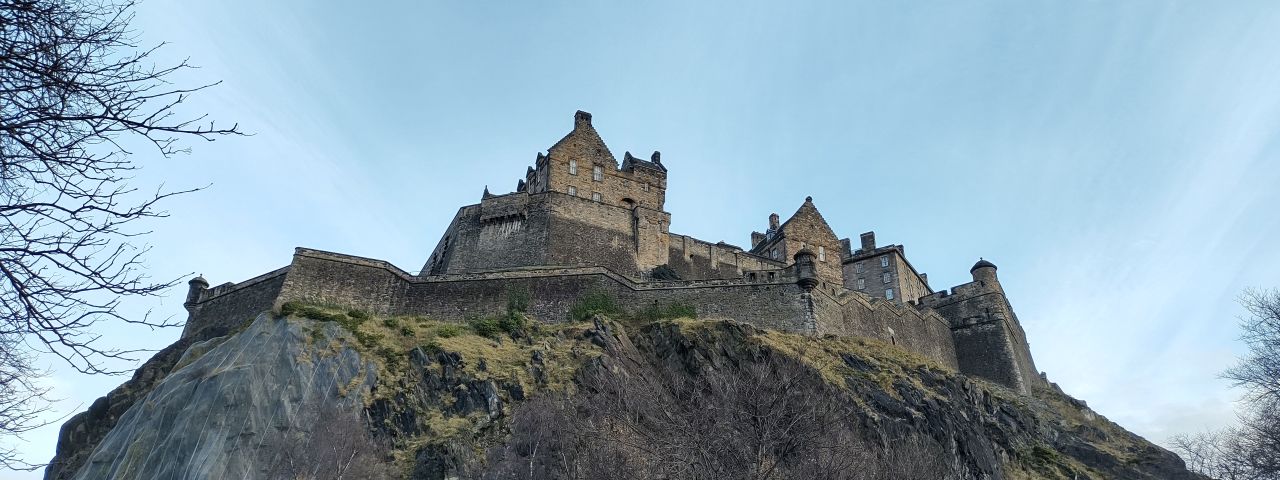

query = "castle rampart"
[[180, 110, 1045, 394]]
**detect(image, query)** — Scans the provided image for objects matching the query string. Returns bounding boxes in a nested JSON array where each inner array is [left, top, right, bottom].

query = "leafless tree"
[[0, 332, 52, 471], [1, 0, 240, 467], [263, 402, 394, 480], [482, 350, 958, 480], [1173, 288, 1280, 479]]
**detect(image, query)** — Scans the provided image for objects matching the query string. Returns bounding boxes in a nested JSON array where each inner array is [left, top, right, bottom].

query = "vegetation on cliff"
[[45, 293, 1206, 479]]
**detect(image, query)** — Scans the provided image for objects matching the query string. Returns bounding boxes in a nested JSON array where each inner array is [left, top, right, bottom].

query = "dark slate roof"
[[970, 258, 997, 273]]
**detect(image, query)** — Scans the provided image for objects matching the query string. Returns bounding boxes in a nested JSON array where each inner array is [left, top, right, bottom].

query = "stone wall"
[[920, 277, 1041, 393], [182, 267, 289, 339], [666, 234, 784, 280], [809, 289, 959, 369]]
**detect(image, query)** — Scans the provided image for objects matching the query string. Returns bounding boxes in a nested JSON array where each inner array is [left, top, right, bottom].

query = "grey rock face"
[[69, 314, 376, 480]]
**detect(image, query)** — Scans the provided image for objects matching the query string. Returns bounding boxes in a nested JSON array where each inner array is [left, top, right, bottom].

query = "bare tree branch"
[[1, 0, 241, 466]]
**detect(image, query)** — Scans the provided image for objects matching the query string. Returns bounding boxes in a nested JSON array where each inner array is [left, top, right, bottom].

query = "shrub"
[[436, 324, 464, 338], [569, 292, 622, 322], [348, 309, 370, 320], [498, 311, 529, 336], [507, 287, 531, 313], [469, 317, 502, 339]]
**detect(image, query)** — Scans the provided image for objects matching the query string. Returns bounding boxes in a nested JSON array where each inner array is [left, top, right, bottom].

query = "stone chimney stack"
[[860, 231, 876, 251], [574, 110, 592, 128], [768, 213, 780, 231]]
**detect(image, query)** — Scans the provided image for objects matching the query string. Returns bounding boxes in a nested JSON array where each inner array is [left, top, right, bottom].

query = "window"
[[880, 256, 889, 268], [883, 272, 891, 284], [569, 159, 578, 175], [567, 186, 577, 196], [642, 182, 649, 191], [767, 272, 776, 281], [857, 278, 865, 290], [818, 246, 826, 262], [855, 262, 863, 274], [593, 165, 603, 182], [771, 248, 779, 260], [886, 288, 895, 300], [592, 192, 602, 202], [748, 273, 757, 282]]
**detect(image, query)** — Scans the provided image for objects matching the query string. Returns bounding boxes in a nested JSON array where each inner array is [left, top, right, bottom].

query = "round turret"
[[970, 258, 998, 285], [794, 248, 818, 292], [185, 275, 209, 312]]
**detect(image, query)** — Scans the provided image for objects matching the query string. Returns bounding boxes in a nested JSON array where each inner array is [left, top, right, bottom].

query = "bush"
[[436, 325, 464, 338], [469, 317, 502, 339], [569, 292, 622, 322], [498, 311, 529, 337], [507, 287, 531, 314]]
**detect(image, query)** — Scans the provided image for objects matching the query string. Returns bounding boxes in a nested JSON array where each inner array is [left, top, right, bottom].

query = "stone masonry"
[[181, 110, 1045, 394]]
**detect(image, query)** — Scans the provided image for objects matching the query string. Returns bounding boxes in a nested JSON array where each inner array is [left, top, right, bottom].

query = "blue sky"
[[11, 1, 1280, 476]]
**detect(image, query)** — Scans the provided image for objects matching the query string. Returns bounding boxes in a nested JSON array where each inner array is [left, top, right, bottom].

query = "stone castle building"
[[180, 111, 1044, 393]]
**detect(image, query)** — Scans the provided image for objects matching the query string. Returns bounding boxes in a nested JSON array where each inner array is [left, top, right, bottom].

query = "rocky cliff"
[[45, 304, 1207, 479]]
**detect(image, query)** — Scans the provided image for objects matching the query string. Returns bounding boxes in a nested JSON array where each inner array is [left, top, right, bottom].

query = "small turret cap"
[[970, 258, 997, 273], [189, 275, 209, 287], [793, 247, 815, 260]]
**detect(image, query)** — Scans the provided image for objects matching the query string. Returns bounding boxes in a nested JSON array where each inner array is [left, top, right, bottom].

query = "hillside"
[[45, 303, 1205, 479]]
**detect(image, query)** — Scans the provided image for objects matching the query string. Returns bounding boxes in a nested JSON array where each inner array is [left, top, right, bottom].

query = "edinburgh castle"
[[180, 110, 1043, 393]]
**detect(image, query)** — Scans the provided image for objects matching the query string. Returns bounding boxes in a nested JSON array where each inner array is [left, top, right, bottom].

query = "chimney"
[[768, 213, 780, 231], [574, 110, 592, 128], [860, 231, 876, 251]]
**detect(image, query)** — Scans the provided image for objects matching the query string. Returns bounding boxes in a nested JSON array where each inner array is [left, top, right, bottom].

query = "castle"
[[180, 111, 1044, 393]]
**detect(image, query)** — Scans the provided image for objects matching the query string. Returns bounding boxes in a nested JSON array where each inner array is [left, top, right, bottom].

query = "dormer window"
[[569, 159, 578, 175], [593, 165, 603, 182]]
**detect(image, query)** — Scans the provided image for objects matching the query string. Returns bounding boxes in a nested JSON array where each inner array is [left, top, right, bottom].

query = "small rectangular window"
[[886, 288, 895, 300], [748, 273, 757, 282], [883, 272, 891, 284], [857, 278, 865, 290], [818, 246, 825, 262], [880, 256, 889, 268], [593, 165, 603, 182], [767, 272, 776, 281], [855, 262, 863, 273], [569, 159, 578, 175], [567, 186, 577, 196], [592, 192, 601, 202], [642, 183, 649, 191]]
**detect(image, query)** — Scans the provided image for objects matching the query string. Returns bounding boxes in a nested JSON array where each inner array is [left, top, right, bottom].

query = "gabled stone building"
[[179, 111, 1045, 394]]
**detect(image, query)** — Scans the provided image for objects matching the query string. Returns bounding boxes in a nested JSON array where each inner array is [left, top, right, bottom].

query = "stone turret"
[[794, 248, 818, 291], [184, 275, 208, 314], [970, 258, 998, 286]]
